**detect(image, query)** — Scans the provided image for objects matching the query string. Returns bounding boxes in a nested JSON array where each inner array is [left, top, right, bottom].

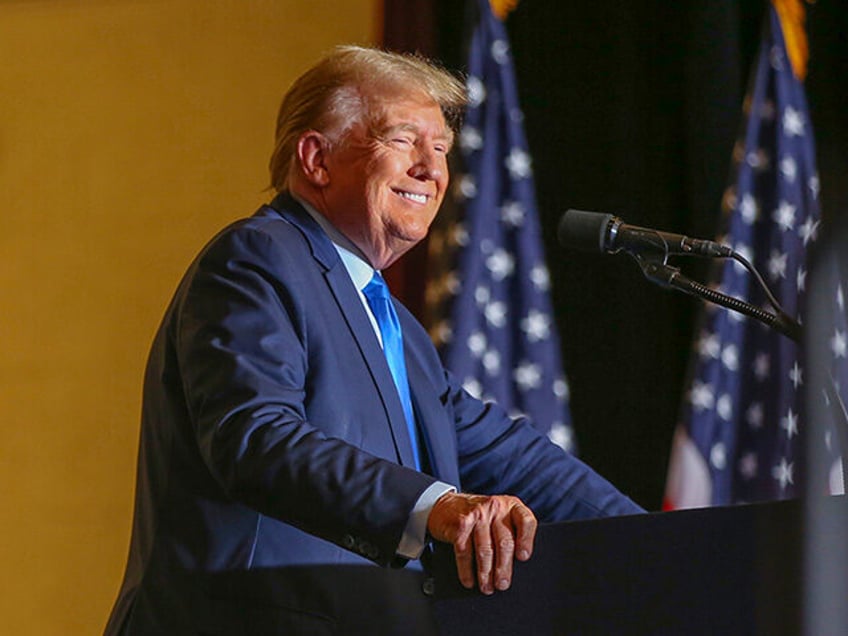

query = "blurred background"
[[1, 1, 844, 633]]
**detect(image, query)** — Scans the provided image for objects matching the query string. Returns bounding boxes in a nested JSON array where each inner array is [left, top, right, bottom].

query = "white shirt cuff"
[[396, 481, 456, 560]]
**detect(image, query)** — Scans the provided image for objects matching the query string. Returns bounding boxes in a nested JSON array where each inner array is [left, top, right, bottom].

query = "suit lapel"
[[323, 265, 419, 468], [405, 345, 461, 487], [265, 194, 418, 469]]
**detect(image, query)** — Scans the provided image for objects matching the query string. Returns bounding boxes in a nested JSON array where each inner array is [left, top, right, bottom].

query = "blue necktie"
[[362, 272, 422, 471]]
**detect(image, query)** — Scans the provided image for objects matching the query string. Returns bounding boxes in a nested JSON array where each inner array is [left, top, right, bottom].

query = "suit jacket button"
[[341, 534, 356, 549], [422, 577, 436, 597]]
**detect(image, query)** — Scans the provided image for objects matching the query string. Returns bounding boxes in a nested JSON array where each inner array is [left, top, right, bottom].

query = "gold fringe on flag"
[[489, 0, 519, 21], [771, 0, 811, 81]]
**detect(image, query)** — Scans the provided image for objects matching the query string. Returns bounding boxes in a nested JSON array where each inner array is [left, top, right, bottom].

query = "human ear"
[[296, 131, 331, 187]]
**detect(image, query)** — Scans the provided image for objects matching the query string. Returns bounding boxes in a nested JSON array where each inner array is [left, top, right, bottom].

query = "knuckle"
[[477, 543, 495, 557], [498, 536, 516, 550]]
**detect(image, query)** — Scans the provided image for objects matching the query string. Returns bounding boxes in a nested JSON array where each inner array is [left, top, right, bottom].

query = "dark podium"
[[143, 497, 845, 635], [430, 498, 825, 636]]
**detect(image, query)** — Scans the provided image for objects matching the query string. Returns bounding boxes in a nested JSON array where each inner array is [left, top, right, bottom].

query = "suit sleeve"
[[173, 225, 435, 566], [444, 370, 644, 521]]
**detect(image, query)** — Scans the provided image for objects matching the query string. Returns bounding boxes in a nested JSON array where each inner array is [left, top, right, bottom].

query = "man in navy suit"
[[106, 45, 642, 634]]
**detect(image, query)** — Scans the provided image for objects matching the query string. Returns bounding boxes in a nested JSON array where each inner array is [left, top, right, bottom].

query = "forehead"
[[369, 95, 450, 139]]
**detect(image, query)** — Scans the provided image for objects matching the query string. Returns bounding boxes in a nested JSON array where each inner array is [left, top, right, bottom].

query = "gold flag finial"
[[489, 0, 519, 21], [771, 0, 810, 81]]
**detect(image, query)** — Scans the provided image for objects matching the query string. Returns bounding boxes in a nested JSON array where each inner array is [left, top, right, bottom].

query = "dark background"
[[384, 0, 847, 510]]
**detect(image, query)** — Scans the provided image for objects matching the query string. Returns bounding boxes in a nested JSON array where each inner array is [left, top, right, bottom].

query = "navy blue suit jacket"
[[106, 193, 641, 634]]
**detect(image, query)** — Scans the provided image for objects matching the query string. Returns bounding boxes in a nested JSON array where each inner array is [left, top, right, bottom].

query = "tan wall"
[[0, 1, 377, 632]]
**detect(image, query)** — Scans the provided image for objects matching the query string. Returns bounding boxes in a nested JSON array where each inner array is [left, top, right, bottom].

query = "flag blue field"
[[426, 0, 574, 450], [664, 4, 845, 508]]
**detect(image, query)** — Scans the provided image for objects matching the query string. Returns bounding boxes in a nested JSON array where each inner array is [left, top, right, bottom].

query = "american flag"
[[425, 0, 574, 450], [664, 4, 846, 509]]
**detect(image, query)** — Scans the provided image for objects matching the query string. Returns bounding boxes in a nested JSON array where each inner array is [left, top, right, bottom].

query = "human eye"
[[389, 134, 415, 147]]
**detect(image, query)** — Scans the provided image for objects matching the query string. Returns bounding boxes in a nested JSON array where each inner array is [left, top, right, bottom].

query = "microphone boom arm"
[[636, 257, 802, 343]]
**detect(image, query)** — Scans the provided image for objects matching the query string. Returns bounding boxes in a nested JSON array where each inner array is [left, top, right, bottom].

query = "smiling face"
[[296, 95, 452, 270]]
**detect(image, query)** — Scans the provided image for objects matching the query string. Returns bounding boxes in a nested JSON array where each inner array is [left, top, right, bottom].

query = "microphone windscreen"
[[557, 209, 614, 253]]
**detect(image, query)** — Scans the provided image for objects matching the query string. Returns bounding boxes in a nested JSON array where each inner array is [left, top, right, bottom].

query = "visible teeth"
[[398, 191, 427, 204]]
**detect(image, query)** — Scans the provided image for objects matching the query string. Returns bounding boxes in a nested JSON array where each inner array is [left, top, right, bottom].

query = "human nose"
[[409, 145, 446, 182]]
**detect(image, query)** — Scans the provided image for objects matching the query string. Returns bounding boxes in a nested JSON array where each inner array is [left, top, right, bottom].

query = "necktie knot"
[[363, 272, 391, 303]]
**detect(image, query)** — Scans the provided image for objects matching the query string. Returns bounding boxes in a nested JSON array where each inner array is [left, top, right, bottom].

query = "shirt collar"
[[292, 194, 376, 291]]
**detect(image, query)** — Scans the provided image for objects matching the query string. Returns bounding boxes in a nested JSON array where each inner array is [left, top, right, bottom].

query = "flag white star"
[[746, 402, 764, 429], [443, 271, 461, 294], [468, 331, 487, 357], [505, 147, 532, 179], [739, 453, 758, 479], [832, 330, 847, 358], [779, 155, 797, 182], [809, 174, 820, 199], [711, 442, 727, 470], [482, 349, 501, 375], [460, 125, 483, 151], [782, 106, 805, 136], [772, 200, 797, 231], [474, 285, 491, 306], [520, 310, 551, 342], [456, 174, 477, 200], [789, 361, 803, 389], [717, 394, 733, 420], [491, 39, 510, 64], [781, 408, 799, 439], [529, 264, 550, 291], [797, 266, 807, 292], [798, 216, 819, 242], [466, 75, 486, 108], [463, 377, 483, 398], [739, 193, 759, 224], [773, 458, 794, 489], [759, 98, 776, 121], [746, 149, 771, 172], [690, 381, 715, 411], [721, 344, 739, 371], [431, 320, 453, 345], [484, 301, 508, 328], [753, 353, 771, 381], [513, 362, 542, 391], [553, 378, 570, 400], [486, 248, 515, 281], [698, 331, 721, 359], [500, 200, 526, 226], [451, 223, 469, 246], [548, 422, 573, 451], [767, 249, 788, 280]]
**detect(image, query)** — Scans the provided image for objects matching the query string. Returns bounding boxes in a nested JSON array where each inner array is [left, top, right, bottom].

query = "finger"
[[474, 518, 495, 595], [511, 502, 538, 561], [492, 515, 516, 591], [453, 523, 475, 590]]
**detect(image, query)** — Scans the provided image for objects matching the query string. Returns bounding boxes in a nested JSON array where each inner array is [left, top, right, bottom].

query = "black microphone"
[[557, 209, 732, 258]]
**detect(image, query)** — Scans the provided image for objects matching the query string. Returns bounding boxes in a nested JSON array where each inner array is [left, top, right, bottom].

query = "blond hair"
[[269, 45, 467, 192]]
